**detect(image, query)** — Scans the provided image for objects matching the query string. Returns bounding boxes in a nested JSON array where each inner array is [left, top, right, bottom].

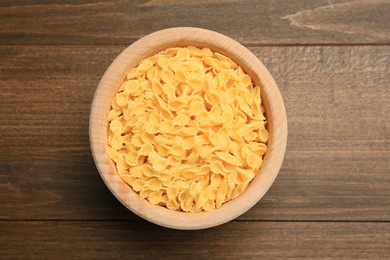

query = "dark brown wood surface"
[[1, 221, 389, 259], [0, 0, 389, 45], [0, 0, 389, 258]]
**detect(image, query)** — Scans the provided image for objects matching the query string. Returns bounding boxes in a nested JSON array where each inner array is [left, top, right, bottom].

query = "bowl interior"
[[89, 27, 287, 230]]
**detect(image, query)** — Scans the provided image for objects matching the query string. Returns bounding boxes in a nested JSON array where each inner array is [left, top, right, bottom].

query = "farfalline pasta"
[[107, 46, 268, 212]]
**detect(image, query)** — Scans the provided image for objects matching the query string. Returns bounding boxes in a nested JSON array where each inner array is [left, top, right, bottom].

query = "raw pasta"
[[107, 47, 268, 212]]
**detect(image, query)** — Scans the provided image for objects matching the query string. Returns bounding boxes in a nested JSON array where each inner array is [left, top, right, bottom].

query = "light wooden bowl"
[[90, 27, 287, 230]]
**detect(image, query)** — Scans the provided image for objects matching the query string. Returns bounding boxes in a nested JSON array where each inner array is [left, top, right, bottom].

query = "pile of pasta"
[[107, 46, 268, 212]]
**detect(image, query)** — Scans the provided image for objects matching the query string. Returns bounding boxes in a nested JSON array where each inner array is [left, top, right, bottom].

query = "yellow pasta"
[[107, 46, 268, 212]]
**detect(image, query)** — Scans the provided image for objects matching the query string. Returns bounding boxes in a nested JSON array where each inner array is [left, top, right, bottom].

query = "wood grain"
[[1, 139, 388, 221], [1, 221, 389, 259], [0, 45, 388, 221], [1, 0, 389, 256], [251, 46, 390, 140], [1, 45, 388, 139], [0, 0, 389, 45]]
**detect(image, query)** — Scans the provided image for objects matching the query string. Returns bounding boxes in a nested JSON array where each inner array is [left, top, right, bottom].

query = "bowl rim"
[[89, 27, 287, 230]]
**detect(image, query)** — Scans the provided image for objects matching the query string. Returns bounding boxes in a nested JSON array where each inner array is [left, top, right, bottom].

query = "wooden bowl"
[[90, 27, 287, 230]]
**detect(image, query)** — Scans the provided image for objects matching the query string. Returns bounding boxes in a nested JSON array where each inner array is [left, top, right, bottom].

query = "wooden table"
[[1, 1, 389, 258]]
